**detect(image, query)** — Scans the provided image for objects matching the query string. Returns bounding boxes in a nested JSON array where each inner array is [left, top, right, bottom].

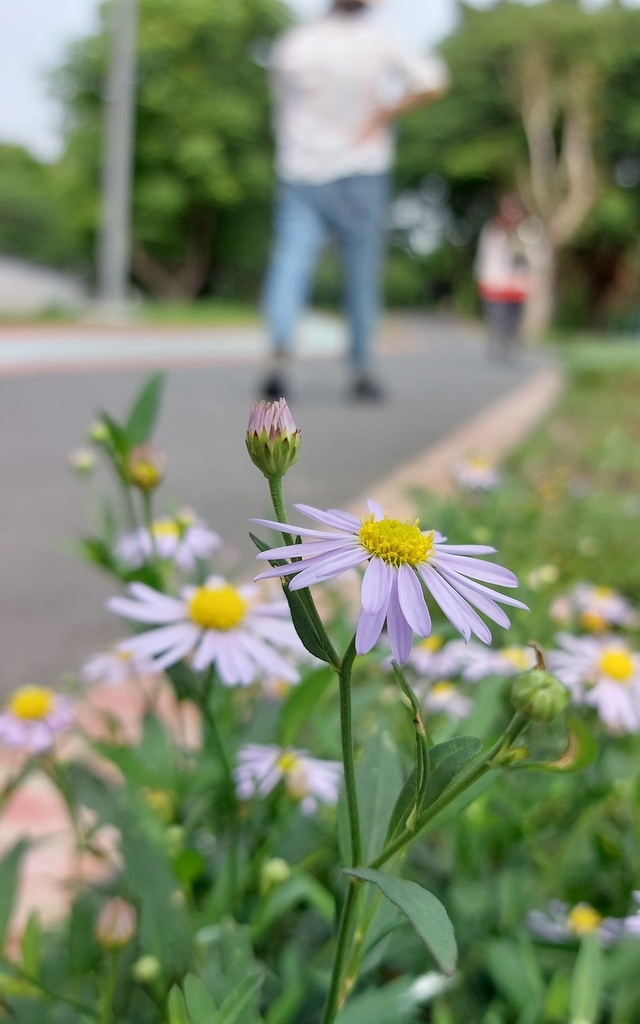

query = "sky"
[[0, 0, 630, 161]]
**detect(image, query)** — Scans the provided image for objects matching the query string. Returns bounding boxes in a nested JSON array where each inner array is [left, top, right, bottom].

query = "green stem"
[[268, 475, 293, 545], [369, 713, 529, 870], [321, 636, 362, 1024], [98, 952, 118, 1024]]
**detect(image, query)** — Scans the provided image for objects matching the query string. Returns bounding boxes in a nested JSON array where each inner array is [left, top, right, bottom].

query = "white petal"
[[361, 558, 393, 615], [397, 563, 432, 636]]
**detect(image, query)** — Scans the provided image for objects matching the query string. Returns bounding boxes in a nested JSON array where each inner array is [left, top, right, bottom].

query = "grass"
[[0, 298, 259, 328], [414, 340, 640, 646]]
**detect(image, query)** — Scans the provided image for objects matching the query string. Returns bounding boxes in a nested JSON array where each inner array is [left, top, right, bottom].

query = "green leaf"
[[251, 873, 334, 940], [184, 974, 219, 1022], [213, 971, 264, 1024], [485, 935, 545, 1015], [124, 372, 165, 446], [99, 411, 129, 459], [421, 735, 482, 808], [0, 841, 28, 948], [570, 933, 602, 1024], [281, 582, 335, 663], [20, 913, 41, 977], [168, 985, 192, 1024], [334, 975, 436, 1023], [279, 666, 334, 746], [357, 728, 404, 863], [345, 868, 457, 976], [511, 712, 598, 773]]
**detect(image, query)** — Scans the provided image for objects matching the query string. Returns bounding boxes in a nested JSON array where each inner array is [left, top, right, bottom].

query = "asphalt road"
[[0, 313, 549, 688]]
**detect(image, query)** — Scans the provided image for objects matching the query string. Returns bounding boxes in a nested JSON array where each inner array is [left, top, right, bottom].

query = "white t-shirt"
[[271, 13, 449, 185]]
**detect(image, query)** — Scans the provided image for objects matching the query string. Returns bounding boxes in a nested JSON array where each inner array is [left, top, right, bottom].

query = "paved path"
[[0, 313, 552, 689]]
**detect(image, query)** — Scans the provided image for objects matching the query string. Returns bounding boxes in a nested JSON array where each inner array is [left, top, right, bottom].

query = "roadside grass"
[[414, 341, 640, 646], [0, 297, 258, 327]]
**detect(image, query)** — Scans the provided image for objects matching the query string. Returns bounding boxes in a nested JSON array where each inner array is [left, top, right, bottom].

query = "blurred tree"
[[397, 0, 640, 335], [0, 145, 84, 269], [55, 0, 287, 299]]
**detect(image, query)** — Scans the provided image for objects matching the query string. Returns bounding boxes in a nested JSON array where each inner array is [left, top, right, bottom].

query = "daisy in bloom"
[[406, 636, 469, 681], [115, 508, 221, 572], [422, 681, 473, 721], [458, 643, 536, 683], [253, 500, 527, 663], [0, 686, 74, 754], [547, 633, 640, 733], [80, 647, 158, 687], [234, 743, 342, 814], [570, 583, 636, 632], [451, 454, 502, 492], [528, 900, 632, 948], [107, 576, 303, 686]]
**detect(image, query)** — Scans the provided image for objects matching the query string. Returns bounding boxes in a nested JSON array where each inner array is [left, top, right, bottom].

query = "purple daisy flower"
[[252, 500, 527, 664]]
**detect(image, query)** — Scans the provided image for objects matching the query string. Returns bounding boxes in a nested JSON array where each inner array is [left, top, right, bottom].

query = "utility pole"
[[96, 0, 138, 314]]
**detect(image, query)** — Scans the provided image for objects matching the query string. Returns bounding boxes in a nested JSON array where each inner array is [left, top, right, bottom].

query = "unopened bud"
[[131, 954, 162, 984], [68, 448, 95, 475], [260, 857, 291, 895], [95, 897, 137, 951], [512, 667, 569, 723], [127, 444, 165, 492], [88, 420, 110, 444], [246, 399, 300, 479]]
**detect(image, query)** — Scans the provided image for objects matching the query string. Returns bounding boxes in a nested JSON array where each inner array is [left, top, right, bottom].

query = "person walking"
[[475, 194, 533, 361], [260, 0, 449, 402]]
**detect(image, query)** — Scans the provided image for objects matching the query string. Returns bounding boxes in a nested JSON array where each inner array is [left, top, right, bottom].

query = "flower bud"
[[95, 897, 137, 951], [260, 857, 291, 895], [88, 419, 110, 444], [131, 954, 162, 984], [68, 448, 95, 475], [246, 399, 300, 479], [512, 668, 570, 723], [127, 444, 165, 492]]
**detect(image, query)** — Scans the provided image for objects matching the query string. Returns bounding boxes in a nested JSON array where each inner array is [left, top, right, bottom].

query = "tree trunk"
[[130, 211, 215, 300], [522, 239, 556, 341]]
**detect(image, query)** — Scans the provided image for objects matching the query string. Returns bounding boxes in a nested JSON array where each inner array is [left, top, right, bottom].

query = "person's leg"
[[261, 181, 326, 397], [331, 174, 389, 397]]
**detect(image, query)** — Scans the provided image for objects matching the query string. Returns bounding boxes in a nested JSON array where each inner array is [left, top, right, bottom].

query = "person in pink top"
[[475, 194, 533, 361]]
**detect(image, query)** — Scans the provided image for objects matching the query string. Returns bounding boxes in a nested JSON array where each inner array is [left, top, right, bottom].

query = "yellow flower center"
[[430, 682, 454, 698], [467, 456, 492, 469], [580, 611, 607, 633], [419, 635, 443, 652], [358, 515, 434, 567], [501, 647, 532, 671], [594, 586, 613, 600], [276, 751, 300, 774], [8, 686, 55, 721], [567, 904, 602, 937], [187, 585, 247, 631], [151, 519, 179, 540], [598, 649, 634, 683]]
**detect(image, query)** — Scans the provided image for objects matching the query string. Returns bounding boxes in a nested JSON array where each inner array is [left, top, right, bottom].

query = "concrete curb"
[[346, 366, 563, 519]]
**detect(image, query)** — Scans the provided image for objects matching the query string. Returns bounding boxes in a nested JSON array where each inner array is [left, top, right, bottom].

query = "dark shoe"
[[260, 372, 288, 401], [350, 375, 385, 402]]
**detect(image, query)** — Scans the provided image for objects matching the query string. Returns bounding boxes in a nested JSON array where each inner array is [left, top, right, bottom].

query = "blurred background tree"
[[53, 0, 287, 300], [395, 0, 640, 334], [3, 0, 640, 331]]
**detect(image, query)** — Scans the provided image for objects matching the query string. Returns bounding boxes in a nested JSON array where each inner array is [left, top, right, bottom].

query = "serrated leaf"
[[345, 868, 457, 975], [125, 372, 165, 446]]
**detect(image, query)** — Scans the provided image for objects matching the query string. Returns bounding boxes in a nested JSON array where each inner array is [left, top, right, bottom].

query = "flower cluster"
[[115, 508, 221, 572], [234, 743, 342, 814], [0, 686, 73, 754], [547, 633, 640, 733], [528, 895, 640, 948]]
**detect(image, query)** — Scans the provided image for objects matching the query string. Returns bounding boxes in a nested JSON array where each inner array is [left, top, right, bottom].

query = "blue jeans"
[[262, 174, 390, 372]]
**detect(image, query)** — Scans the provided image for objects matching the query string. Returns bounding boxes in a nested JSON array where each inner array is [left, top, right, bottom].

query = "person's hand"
[[356, 110, 389, 143]]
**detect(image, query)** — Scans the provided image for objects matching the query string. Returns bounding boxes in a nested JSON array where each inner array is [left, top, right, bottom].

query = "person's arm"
[[358, 51, 449, 141]]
